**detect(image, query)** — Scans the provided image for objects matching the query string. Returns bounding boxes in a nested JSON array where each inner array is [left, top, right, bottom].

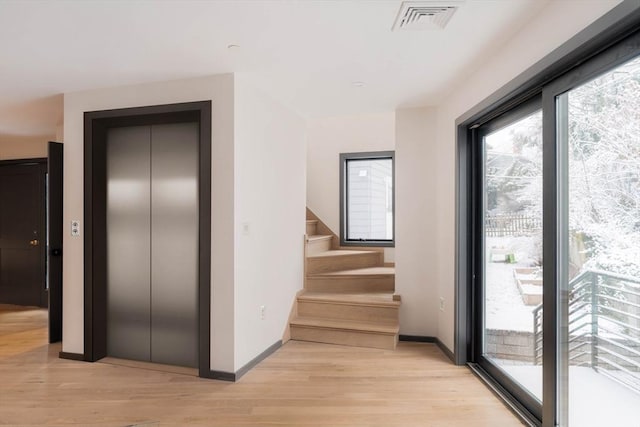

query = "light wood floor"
[[0, 303, 48, 358], [0, 305, 524, 426]]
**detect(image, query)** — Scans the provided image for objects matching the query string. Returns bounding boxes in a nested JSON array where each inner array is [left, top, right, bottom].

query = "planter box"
[[514, 268, 542, 306]]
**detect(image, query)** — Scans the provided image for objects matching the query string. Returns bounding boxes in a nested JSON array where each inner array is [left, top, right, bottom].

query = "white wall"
[[233, 74, 306, 369], [306, 112, 395, 260], [62, 74, 236, 372], [0, 135, 53, 160], [395, 107, 439, 336], [433, 0, 621, 351]]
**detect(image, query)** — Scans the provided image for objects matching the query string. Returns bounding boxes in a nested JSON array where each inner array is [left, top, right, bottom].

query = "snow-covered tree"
[[484, 56, 640, 277], [568, 56, 640, 277]]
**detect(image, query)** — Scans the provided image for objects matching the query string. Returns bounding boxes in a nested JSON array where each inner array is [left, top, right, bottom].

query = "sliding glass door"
[[556, 54, 640, 427], [475, 101, 543, 418], [468, 25, 640, 427]]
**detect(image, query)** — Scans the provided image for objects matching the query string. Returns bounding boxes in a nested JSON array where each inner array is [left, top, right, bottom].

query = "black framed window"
[[340, 151, 394, 247]]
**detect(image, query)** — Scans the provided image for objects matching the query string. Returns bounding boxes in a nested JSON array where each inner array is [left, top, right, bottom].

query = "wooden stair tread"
[[306, 234, 332, 241], [299, 210, 398, 351], [308, 266, 394, 277], [291, 316, 399, 334], [299, 291, 400, 307], [307, 249, 378, 259]]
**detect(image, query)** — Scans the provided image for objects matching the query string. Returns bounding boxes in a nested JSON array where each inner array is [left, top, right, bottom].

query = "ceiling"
[[0, 0, 553, 138]]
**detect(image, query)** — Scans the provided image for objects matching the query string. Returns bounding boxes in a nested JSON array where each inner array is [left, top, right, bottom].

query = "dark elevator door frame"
[[82, 101, 212, 378]]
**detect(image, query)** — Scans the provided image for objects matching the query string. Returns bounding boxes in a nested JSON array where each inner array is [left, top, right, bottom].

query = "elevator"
[[106, 122, 199, 368]]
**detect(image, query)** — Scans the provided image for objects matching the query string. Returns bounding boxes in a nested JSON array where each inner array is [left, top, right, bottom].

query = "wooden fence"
[[485, 214, 541, 237]]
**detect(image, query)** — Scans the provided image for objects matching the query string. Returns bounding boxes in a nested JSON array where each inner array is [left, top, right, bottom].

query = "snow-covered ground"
[[485, 237, 540, 332], [486, 233, 640, 418], [503, 365, 640, 427]]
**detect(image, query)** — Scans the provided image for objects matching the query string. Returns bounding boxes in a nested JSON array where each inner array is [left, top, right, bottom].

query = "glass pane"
[[346, 158, 393, 241], [562, 55, 640, 426], [483, 110, 543, 401]]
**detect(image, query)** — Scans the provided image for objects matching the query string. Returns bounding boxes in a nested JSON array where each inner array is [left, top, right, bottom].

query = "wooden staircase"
[[289, 211, 400, 350]]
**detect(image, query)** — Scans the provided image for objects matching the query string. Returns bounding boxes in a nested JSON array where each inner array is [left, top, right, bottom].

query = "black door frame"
[[48, 142, 64, 343], [83, 101, 212, 377]]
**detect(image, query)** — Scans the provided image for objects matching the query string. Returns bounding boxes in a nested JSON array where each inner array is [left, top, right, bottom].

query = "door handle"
[[29, 239, 39, 246]]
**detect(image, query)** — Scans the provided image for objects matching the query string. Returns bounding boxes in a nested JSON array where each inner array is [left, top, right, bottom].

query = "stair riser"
[[305, 222, 318, 236], [298, 301, 398, 323], [290, 326, 398, 350], [306, 238, 331, 255], [307, 252, 383, 274], [305, 276, 394, 292]]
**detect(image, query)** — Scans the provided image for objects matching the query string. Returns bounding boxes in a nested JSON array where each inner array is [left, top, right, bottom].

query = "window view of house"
[[342, 152, 394, 245]]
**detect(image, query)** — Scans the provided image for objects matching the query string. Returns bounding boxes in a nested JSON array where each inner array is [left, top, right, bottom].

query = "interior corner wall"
[[233, 74, 306, 370], [306, 112, 395, 260], [395, 107, 439, 337], [62, 74, 236, 373], [55, 122, 64, 142], [433, 0, 622, 352], [0, 135, 52, 160]]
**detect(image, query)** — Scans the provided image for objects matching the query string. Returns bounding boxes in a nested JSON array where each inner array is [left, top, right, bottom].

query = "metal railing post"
[[533, 307, 539, 364], [553, 269, 640, 392], [591, 271, 599, 371]]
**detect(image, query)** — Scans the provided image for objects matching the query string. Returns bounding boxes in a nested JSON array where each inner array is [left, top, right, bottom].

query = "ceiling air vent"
[[392, 1, 464, 31]]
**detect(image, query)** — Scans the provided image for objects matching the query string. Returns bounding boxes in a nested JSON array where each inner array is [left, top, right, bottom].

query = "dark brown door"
[[0, 162, 47, 307]]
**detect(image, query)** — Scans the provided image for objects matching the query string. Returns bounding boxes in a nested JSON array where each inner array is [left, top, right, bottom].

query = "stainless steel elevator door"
[[150, 123, 199, 368], [106, 122, 199, 368], [106, 126, 152, 362]]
